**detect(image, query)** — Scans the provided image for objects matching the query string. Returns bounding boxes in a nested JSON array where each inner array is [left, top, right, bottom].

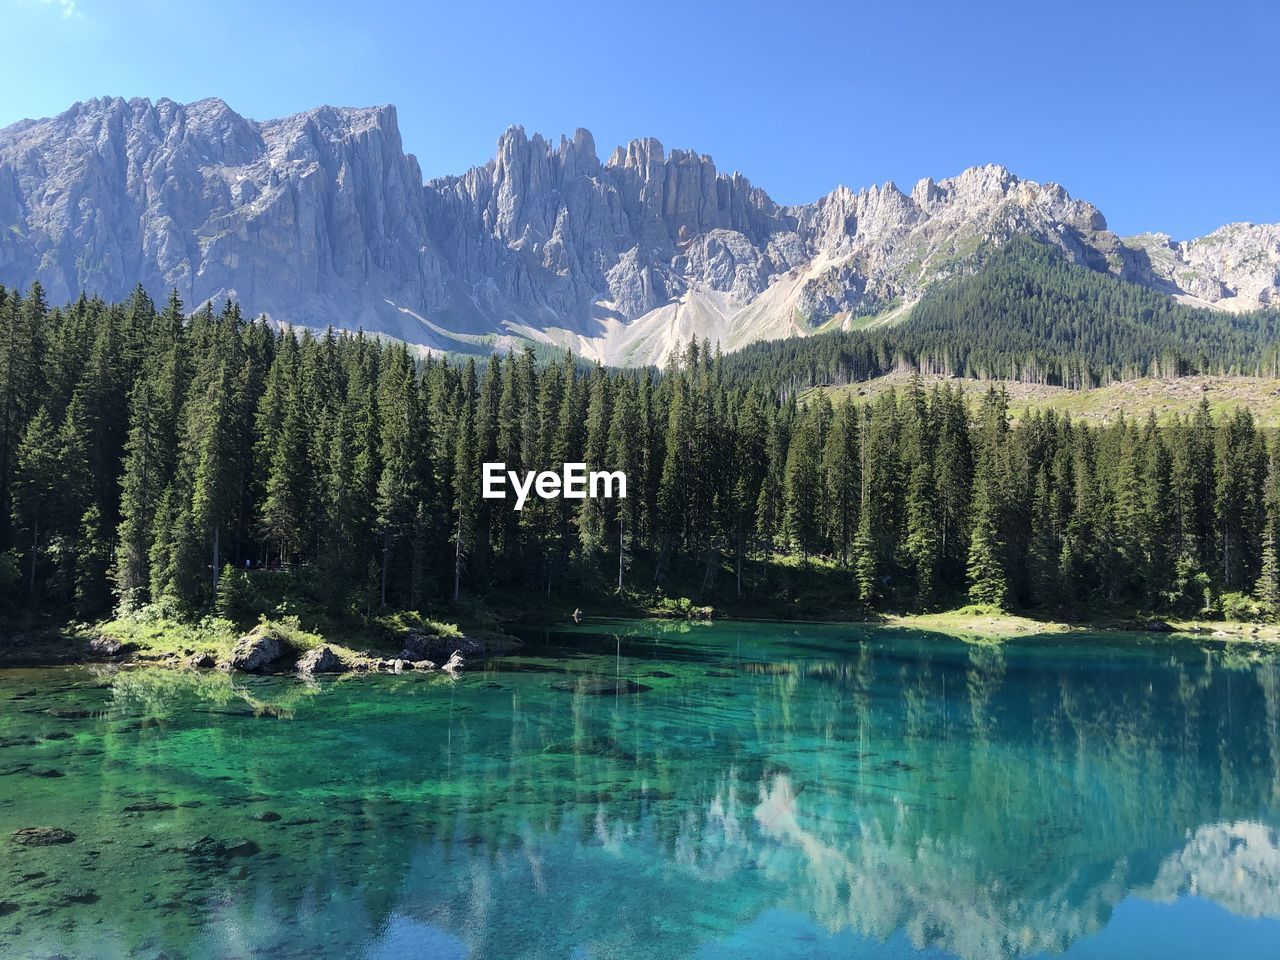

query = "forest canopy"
[[1, 275, 1278, 627], [720, 237, 1280, 392]]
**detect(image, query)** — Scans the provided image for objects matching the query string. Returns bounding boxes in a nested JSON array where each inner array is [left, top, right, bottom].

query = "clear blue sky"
[[3, 0, 1276, 238]]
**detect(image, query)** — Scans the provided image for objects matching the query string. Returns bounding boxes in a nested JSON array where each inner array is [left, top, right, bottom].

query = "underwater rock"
[[46, 708, 93, 720], [54, 888, 99, 906], [181, 836, 260, 861], [0, 900, 18, 916], [123, 801, 176, 813], [11, 827, 76, 846], [30, 768, 64, 778], [224, 838, 260, 858], [550, 677, 652, 696], [254, 811, 282, 823], [295, 645, 344, 676], [541, 735, 636, 761]]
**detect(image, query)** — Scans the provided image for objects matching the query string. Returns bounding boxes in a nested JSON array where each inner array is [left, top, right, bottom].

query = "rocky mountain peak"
[[0, 97, 1275, 366]]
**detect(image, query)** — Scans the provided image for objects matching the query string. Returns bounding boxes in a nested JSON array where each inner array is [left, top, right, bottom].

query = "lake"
[[1, 619, 1278, 959]]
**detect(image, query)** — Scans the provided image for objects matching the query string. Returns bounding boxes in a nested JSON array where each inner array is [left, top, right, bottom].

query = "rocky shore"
[[79, 622, 522, 679]]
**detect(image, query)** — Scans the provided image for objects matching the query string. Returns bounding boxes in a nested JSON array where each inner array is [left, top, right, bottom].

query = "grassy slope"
[[812, 373, 1280, 426]]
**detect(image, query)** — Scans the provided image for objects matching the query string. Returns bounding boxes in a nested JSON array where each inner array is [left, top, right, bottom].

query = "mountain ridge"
[[1, 96, 1277, 365]]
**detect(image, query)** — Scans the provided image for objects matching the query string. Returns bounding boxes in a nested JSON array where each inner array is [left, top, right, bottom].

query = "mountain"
[[1, 96, 1277, 366]]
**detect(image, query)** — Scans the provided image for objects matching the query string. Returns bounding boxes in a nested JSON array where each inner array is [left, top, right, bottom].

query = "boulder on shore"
[[442, 650, 464, 677], [222, 626, 288, 673], [398, 630, 519, 663], [295, 645, 344, 676], [88, 635, 129, 658]]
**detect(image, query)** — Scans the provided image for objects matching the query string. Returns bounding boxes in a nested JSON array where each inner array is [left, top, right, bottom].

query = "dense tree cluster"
[[721, 238, 1280, 392], [2, 281, 1279, 623]]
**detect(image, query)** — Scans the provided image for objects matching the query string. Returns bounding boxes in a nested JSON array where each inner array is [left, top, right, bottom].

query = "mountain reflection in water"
[[0, 619, 1277, 960]]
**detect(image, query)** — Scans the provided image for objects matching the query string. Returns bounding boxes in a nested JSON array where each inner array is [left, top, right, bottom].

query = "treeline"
[[1, 282, 1279, 623], [720, 238, 1280, 392]]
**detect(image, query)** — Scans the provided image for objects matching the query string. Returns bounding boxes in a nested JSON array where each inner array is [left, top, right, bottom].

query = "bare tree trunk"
[[735, 522, 743, 597], [453, 521, 463, 601], [381, 532, 389, 607], [28, 519, 38, 596], [211, 527, 220, 591]]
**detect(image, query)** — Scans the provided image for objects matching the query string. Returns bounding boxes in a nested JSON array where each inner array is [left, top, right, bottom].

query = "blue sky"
[[3, 0, 1276, 238]]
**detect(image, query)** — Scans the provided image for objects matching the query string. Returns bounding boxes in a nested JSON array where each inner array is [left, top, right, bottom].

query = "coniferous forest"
[[721, 238, 1280, 392], [2, 277, 1279, 630]]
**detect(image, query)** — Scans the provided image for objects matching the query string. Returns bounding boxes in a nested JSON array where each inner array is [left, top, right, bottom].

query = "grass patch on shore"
[[885, 605, 1076, 639], [96, 609, 241, 662]]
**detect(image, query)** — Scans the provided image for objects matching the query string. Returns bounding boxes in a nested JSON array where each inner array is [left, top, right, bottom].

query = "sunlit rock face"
[[0, 97, 446, 344], [3, 99, 1275, 365]]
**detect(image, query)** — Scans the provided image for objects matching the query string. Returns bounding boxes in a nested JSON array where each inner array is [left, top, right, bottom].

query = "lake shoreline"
[[5, 618, 1277, 959], [2, 602, 1277, 673]]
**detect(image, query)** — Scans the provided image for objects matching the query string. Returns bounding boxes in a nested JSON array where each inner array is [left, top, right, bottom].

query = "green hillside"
[[720, 237, 1280, 390]]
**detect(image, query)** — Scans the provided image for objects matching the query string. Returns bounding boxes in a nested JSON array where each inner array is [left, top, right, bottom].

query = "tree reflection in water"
[[0, 622, 1277, 960]]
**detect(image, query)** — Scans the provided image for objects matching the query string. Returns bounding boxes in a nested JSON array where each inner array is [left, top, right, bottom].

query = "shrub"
[[652, 596, 714, 620], [214, 565, 256, 624], [1219, 591, 1262, 623]]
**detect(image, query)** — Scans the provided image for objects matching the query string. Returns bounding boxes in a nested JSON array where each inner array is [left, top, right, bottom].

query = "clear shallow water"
[[1, 620, 1278, 960]]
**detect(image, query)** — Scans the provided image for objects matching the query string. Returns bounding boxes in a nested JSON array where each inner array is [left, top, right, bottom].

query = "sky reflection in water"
[[0, 619, 1278, 959]]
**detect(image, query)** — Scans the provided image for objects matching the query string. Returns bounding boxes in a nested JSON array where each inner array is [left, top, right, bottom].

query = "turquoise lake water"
[[1, 619, 1278, 959]]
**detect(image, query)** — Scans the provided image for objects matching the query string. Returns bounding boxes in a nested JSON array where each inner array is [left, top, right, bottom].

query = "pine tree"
[[451, 399, 477, 601], [11, 407, 59, 596], [606, 378, 639, 591], [904, 460, 940, 604], [1028, 467, 1059, 606], [576, 365, 611, 574], [188, 359, 240, 594], [1257, 520, 1280, 617], [822, 398, 859, 567], [967, 492, 1008, 609], [782, 404, 822, 562], [214, 563, 253, 624], [114, 379, 170, 608], [375, 345, 419, 606], [259, 374, 312, 565]]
